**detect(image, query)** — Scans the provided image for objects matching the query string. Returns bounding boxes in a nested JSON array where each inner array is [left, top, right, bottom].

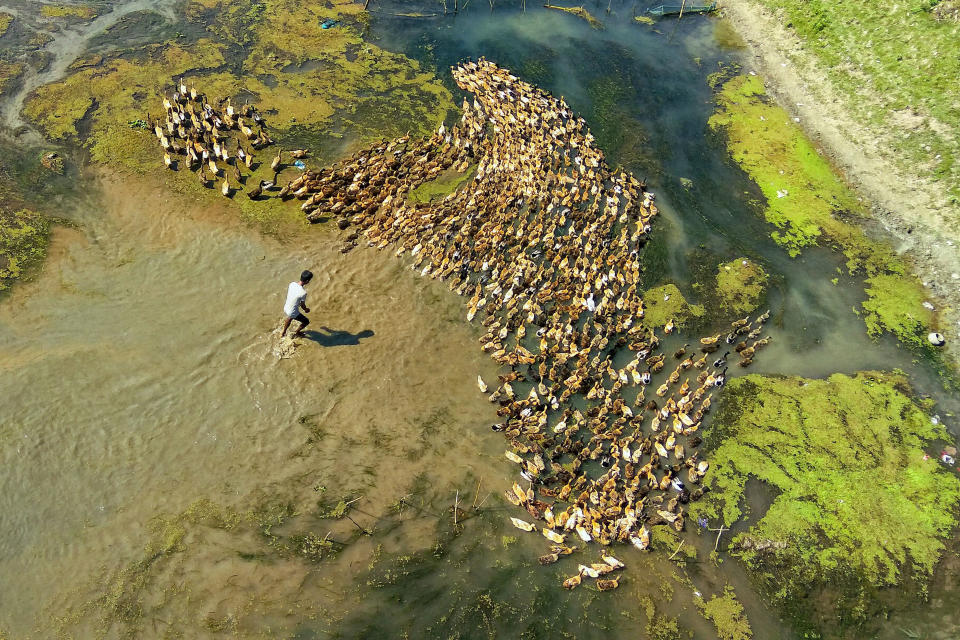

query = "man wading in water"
[[281, 270, 313, 338]]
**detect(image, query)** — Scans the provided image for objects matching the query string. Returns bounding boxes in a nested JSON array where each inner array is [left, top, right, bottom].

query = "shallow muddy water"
[[0, 170, 506, 633], [1, 1, 958, 638]]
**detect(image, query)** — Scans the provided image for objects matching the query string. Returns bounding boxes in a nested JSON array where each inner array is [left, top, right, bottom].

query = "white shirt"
[[283, 282, 307, 316]]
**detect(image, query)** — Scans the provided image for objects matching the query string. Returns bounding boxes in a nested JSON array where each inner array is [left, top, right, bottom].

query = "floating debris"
[[543, 4, 604, 29]]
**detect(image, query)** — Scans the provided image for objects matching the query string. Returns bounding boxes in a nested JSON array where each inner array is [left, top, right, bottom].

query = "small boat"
[[647, 2, 716, 16]]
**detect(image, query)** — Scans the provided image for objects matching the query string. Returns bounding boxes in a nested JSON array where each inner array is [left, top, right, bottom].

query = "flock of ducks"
[[274, 59, 773, 589], [151, 78, 309, 198], [153, 60, 773, 589]]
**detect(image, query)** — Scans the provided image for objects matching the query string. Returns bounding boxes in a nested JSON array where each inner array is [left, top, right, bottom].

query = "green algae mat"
[[0, 208, 48, 292], [641, 283, 705, 330], [23, 0, 454, 230], [693, 371, 960, 629], [710, 74, 942, 357]]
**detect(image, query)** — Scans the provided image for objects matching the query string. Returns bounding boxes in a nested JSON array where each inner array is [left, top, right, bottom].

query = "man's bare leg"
[[293, 316, 310, 338], [280, 316, 293, 337]]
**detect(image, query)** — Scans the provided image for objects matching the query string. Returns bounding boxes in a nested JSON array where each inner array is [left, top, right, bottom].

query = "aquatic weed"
[[0, 208, 49, 292], [710, 74, 944, 358], [692, 371, 960, 632], [641, 283, 705, 330], [697, 586, 753, 640]]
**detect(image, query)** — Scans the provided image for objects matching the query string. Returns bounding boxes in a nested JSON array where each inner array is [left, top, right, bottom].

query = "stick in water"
[[709, 525, 728, 551], [668, 539, 685, 560]]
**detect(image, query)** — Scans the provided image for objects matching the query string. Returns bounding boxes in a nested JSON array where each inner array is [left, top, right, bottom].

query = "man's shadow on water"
[[299, 326, 374, 347]]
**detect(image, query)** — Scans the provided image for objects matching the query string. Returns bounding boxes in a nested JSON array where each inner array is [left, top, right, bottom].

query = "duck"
[[221, 178, 231, 197], [246, 180, 265, 199], [271, 149, 283, 172], [562, 574, 582, 589], [714, 367, 728, 388]]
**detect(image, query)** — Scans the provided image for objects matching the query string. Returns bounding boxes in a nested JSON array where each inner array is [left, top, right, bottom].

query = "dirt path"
[[719, 0, 960, 365]]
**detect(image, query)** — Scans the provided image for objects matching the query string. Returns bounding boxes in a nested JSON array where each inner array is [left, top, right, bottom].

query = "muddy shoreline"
[[719, 0, 960, 368]]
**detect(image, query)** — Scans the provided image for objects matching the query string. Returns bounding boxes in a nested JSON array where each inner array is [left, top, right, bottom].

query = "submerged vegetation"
[[0, 209, 49, 292], [694, 371, 960, 632], [713, 257, 768, 315], [586, 73, 652, 174], [698, 586, 753, 640], [710, 75, 943, 355]]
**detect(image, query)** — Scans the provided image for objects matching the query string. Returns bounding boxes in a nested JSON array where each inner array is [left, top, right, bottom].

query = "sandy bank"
[[719, 0, 960, 368]]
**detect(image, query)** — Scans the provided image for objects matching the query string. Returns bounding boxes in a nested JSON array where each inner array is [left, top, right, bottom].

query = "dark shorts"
[[288, 311, 309, 325]]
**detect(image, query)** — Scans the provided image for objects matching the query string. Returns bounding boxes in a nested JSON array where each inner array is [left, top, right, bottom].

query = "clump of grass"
[[861, 273, 935, 350], [291, 531, 337, 562], [407, 163, 476, 203], [697, 586, 753, 640], [0, 61, 24, 97], [0, 208, 49, 292], [714, 257, 768, 315], [641, 283, 705, 330], [0, 11, 13, 37], [40, 4, 98, 20]]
